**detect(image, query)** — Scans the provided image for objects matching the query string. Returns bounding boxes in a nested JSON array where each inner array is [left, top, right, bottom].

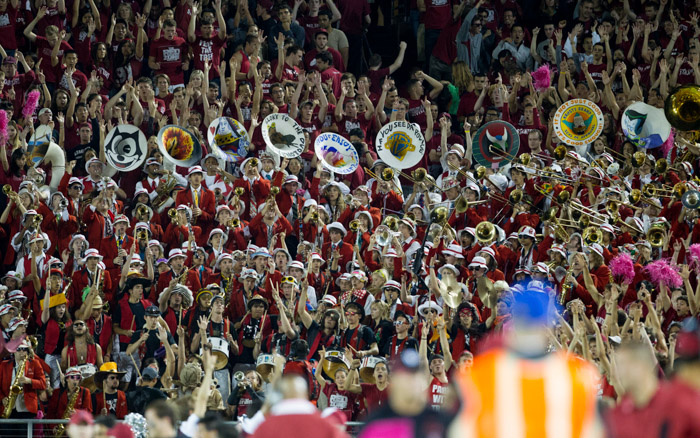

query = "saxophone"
[[54, 388, 80, 436], [2, 357, 28, 418]]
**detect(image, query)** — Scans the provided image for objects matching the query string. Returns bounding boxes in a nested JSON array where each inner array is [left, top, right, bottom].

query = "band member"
[[385, 311, 418, 359], [158, 283, 193, 339], [47, 367, 92, 419], [100, 215, 134, 284], [339, 302, 379, 358], [91, 362, 128, 419], [113, 274, 151, 388], [69, 249, 113, 312], [151, 249, 201, 303], [60, 319, 104, 371], [0, 339, 47, 421], [40, 291, 71, 389]]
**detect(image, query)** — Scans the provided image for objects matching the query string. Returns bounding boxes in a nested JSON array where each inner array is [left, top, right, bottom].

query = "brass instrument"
[[397, 167, 442, 191], [136, 230, 149, 241], [54, 386, 80, 436], [582, 226, 601, 245], [642, 182, 688, 199], [364, 167, 403, 195], [177, 270, 188, 285], [2, 356, 28, 418], [269, 186, 280, 200], [454, 196, 489, 214], [168, 208, 179, 226], [631, 151, 647, 168], [380, 168, 395, 181], [249, 158, 259, 168], [682, 190, 700, 209], [136, 204, 149, 219], [229, 217, 241, 228], [383, 216, 399, 232], [234, 371, 247, 389], [475, 221, 496, 244], [152, 174, 177, 209], [655, 158, 668, 174], [2, 184, 12, 195], [664, 84, 700, 131], [309, 210, 319, 222], [552, 145, 568, 161], [604, 146, 627, 161], [647, 225, 665, 247], [560, 267, 574, 305], [33, 214, 43, 227], [349, 219, 361, 232], [541, 207, 570, 241]]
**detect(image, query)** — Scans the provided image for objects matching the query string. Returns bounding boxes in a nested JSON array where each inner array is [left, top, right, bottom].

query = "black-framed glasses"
[[67, 375, 81, 380], [73, 322, 85, 327], [16, 348, 29, 352]]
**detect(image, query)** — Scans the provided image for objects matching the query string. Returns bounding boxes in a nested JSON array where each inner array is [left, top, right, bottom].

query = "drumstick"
[[178, 307, 183, 327], [130, 316, 135, 332], [130, 354, 142, 380]]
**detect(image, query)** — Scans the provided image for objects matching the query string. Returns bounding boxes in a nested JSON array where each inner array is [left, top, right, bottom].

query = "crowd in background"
[[0, 0, 699, 436]]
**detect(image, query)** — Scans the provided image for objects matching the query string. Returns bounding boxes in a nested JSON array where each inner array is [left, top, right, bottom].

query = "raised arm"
[[24, 6, 47, 43]]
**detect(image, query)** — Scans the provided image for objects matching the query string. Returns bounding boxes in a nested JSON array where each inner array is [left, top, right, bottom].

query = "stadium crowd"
[[0, 0, 700, 436]]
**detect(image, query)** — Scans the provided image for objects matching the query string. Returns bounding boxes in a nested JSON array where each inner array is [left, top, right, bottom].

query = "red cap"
[[68, 410, 94, 426]]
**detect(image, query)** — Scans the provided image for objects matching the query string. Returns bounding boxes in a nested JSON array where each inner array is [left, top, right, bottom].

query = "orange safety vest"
[[452, 349, 602, 438]]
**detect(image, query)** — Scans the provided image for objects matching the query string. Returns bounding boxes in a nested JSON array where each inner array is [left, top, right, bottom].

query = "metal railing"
[[0, 418, 365, 437]]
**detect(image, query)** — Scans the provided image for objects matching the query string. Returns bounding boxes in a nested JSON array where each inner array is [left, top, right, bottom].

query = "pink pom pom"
[[689, 244, 700, 272], [609, 252, 635, 284], [22, 90, 40, 120], [531, 65, 552, 92], [661, 129, 675, 157], [644, 259, 682, 288], [0, 110, 8, 142]]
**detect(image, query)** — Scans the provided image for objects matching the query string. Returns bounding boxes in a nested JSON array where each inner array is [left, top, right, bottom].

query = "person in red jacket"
[[47, 366, 92, 420], [321, 222, 354, 274], [152, 249, 201, 304], [232, 158, 272, 221], [174, 166, 216, 236], [248, 200, 293, 249], [0, 339, 47, 423], [91, 362, 128, 419], [99, 214, 133, 285], [69, 249, 113, 312]]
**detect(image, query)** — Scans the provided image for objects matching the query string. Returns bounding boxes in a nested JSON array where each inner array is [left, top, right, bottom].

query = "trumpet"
[[268, 186, 280, 200], [383, 216, 399, 232], [33, 214, 43, 227], [229, 217, 241, 228], [309, 210, 319, 222], [2, 184, 12, 195], [349, 219, 361, 232], [168, 208, 179, 224], [136, 204, 149, 218], [249, 158, 259, 168], [234, 371, 247, 388], [136, 230, 149, 241]]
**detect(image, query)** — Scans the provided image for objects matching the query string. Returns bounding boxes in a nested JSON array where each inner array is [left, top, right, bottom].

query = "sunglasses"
[[68, 375, 81, 380], [393, 320, 406, 326], [107, 375, 119, 381], [281, 276, 296, 284], [345, 311, 358, 316], [73, 322, 85, 327], [16, 348, 29, 352]]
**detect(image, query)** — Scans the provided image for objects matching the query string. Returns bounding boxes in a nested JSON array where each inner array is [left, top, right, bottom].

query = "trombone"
[[454, 196, 489, 214], [540, 207, 570, 241], [534, 184, 571, 205], [395, 167, 442, 191], [642, 182, 688, 199], [365, 167, 403, 195]]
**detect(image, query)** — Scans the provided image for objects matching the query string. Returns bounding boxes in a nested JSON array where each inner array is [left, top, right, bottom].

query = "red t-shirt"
[[336, 112, 371, 139], [0, 5, 19, 50], [360, 383, 388, 414], [191, 34, 226, 80], [320, 67, 342, 97], [36, 36, 73, 84], [304, 47, 344, 73], [424, 0, 454, 30], [149, 36, 188, 85], [366, 67, 390, 95], [272, 61, 300, 83], [323, 383, 358, 421], [36, 6, 64, 35], [428, 376, 449, 410], [337, 0, 370, 36], [406, 97, 428, 131]]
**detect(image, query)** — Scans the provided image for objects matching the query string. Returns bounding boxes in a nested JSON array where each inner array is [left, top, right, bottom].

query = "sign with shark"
[[552, 99, 604, 146], [472, 121, 520, 169]]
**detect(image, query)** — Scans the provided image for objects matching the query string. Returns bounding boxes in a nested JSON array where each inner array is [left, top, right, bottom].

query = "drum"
[[322, 350, 350, 380], [256, 354, 275, 382], [77, 364, 98, 392], [359, 356, 383, 383], [206, 337, 230, 370]]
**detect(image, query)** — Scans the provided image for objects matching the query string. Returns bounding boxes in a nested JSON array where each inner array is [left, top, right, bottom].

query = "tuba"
[[664, 84, 700, 131]]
